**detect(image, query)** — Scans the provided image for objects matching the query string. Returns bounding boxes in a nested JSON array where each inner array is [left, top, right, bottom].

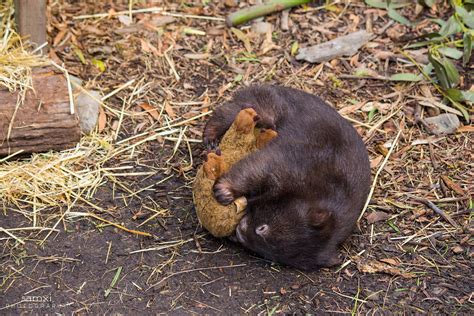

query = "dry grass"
[[0, 0, 209, 241], [0, 0, 48, 91]]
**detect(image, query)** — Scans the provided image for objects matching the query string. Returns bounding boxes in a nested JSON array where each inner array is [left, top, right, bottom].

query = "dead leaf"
[[139, 103, 160, 121], [164, 102, 176, 119], [218, 82, 233, 97], [366, 211, 390, 224], [140, 39, 159, 56], [379, 258, 399, 266], [83, 25, 105, 36], [98, 107, 107, 132], [457, 125, 474, 133], [231, 28, 252, 53], [118, 15, 133, 26], [441, 175, 465, 196], [356, 259, 414, 278], [53, 29, 67, 47], [147, 15, 175, 27], [48, 49, 62, 65], [370, 155, 383, 169], [338, 101, 366, 115]]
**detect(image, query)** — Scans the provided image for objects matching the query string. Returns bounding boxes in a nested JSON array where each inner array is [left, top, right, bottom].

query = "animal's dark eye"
[[255, 224, 269, 237]]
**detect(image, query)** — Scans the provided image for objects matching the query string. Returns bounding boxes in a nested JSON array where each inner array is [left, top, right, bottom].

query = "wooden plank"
[[14, 0, 47, 52], [0, 67, 81, 156]]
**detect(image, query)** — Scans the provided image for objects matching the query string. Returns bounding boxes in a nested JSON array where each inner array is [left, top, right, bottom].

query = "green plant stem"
[[226, 0, 311, 27]]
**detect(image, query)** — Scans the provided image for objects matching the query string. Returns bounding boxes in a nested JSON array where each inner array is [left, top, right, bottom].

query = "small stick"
[[226, 0, 311, 27], [0, 227, 25, 244], [69, 211, 152, 237], [50, 61, 75, 114], [406, 194, 459, 229], [358, 128, 402, 222], [73, 7, 224, 21], [101, 79, 136, 101], [74, 7, 164, 19]]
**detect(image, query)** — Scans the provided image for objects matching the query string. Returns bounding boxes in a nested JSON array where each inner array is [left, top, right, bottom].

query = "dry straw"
[[0, 0, 48, 91], [0, 0, 208, 240]]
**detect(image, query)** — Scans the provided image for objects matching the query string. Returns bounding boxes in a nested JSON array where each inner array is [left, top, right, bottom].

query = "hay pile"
[[0, 0, 208, 242]]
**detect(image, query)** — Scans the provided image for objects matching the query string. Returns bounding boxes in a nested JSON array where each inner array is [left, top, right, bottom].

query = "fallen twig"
[[406, 194, 460, 229], [68, 212, 153, 237], [226, 0, 311, 27]]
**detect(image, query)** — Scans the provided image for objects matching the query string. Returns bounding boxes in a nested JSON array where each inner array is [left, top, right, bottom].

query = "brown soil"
[[1, 1, 472, 314]]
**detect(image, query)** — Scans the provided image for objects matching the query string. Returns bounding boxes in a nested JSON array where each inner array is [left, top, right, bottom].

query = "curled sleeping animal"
[[202, 85, 371, 270]]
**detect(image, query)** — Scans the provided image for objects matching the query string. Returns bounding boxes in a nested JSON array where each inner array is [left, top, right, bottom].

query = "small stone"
[[224, 0, 237, 7], [252, 22, 273, 34], [424, 113, 461, 135], [366, 211, 390, 224], [452, 246, 464, 254], [76, 90, 101, 134], [290, 284, 300, 290]]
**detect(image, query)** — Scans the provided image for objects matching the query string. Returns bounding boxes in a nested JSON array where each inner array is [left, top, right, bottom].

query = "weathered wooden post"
[[14, 0, 47, 52]]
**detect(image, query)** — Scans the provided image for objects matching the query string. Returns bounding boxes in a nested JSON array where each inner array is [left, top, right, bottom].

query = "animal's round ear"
[[307, 208, 331, 228]]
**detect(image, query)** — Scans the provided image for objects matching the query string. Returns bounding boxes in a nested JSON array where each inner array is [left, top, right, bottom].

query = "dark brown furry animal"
[[203, 85, 371, 270]]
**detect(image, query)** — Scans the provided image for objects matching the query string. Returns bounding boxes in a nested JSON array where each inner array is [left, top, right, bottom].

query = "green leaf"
[[443, 58, 460, 87], [104, 266, 122, 298], [455, 5, 474, 28], [438, 16, 462, 37], [421, 0, 436, 7], [389, 73, 423, 81], [438, 47, 464, 59], [446, 88, 474, 105], [428, 53, 450, 89], [365, 0, 407, 9], [354, 68, 371, 77], [446, 88, 464, 102], [92, 59, 106, 72], [365, 0, 387, 8], [422, 62, 434, 75], [446, 99, 469, 122], [368, 108, 377, 122], [234, 74, 243, 82], [461, 91, 474, 102], [387, 6, 412, 25], [430, 18, 447, 27], [407, 40, 439, 49], [291, 41, 299, 56], [72, 46, 86, 64], [463, 33, 472, 66]]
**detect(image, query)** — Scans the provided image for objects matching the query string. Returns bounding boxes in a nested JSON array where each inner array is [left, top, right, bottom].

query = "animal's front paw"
[[213, 178, 235, 205], [203, 137, 219, 151]]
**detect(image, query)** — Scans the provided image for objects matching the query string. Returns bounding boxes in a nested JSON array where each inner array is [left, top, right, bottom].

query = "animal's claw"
[[213, 179, 235, 205]]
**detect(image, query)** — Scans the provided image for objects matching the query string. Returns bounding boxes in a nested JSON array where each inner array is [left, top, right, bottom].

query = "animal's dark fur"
[[203, 85, 371, 270]]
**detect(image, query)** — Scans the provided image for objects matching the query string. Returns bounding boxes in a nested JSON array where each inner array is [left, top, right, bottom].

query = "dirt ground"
[[1, 0, 473, 314]]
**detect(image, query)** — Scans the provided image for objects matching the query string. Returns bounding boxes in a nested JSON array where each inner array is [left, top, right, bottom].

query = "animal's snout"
[[255, 224, 269, 237], [239, 214, 248, 231], [235, 215, 249, 244]]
